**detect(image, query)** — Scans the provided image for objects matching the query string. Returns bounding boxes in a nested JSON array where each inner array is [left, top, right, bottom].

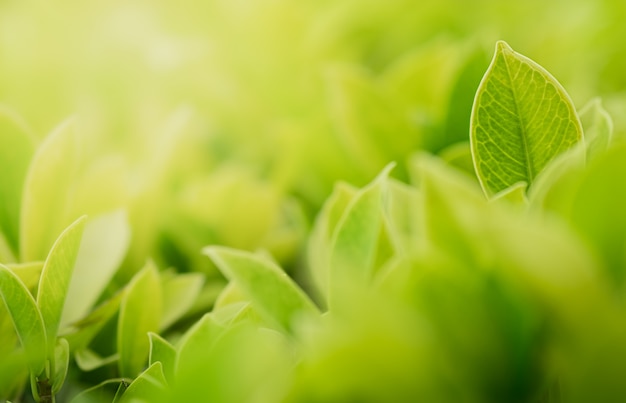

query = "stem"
[[37, 378, 55, 403]]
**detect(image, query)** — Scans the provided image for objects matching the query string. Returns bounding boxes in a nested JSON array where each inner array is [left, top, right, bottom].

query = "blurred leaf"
[[471, 41, 582, 196], [327, 66, 416, 178], [62, 211, 131, 327], [579, 98, 613, 160], [20, 118, 81, 261], [491, 182, 528, 206], [70, 378, 130, 403], [569, 144, 626, 287], [75, 349, 119, 372], [328, 164, 393, 308], [6, 262, 43, 291], [0, 264, 47, 375], [0, 108, 34, 256], [63, 291, 124, 351], [439, 142, 477, 178], [205, 246, 320, 334], [37, 216, 87, 348], [307, 181, 357, 302], [176, 314, 224, 375], [117, 262, 162, 378], [51, 338, 69, 395], [159, 272, 204, 331], [148, 332, 176, 384], [117, 362, 167, 403]]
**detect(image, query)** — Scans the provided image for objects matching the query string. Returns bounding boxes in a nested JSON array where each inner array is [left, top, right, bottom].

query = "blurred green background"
[[1, 0, 625, 276]]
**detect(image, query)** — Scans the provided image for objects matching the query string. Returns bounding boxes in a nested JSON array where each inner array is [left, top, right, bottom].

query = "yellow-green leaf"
[[0, 264, 47, 375], [0, 108, 35, 256], [470, 41, 582, 197], [205, 247, 320, 334], [20, 118, 81, 261], [117, 262, 162, 378], [148, 332, 176, 383], [37, 216, 87, 347]]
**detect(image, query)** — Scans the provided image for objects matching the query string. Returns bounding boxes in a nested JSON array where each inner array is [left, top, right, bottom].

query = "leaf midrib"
[[501, 48, 535, 183]]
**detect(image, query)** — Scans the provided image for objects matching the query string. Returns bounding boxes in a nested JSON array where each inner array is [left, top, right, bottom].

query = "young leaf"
[[51, 338, 69, 395], [470, 41, 583, 197], [0, 264, 47, 375], [205, 246, 320, 334], [20, 118, 81, 261], [75, 349, 119, 372], [328, 164, 393, 308], [117, 262, 162, 378], [37, 216, 87, 347], [159, 272, 204, 331], [61, 210, 131, 327], [148, 332, 176, 383], [0, 108, 35, 255]]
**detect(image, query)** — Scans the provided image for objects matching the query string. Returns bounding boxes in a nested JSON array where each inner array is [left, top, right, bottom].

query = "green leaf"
[[61, 210, 131, 327], [0, 264, 47, 375], [470, 41, 583, 197], [51, 338, 69, 395], [328, 164, 393, 308], [6, 262, 44, 291], [307, 182, 357, 301], [20, 118, 82, 261], [0, 108, 35, 256], [176, 314, 224, 375], [159, 272, 204, 331], [37, 216, 87, 347], [75, 349, 119, 372], [117, 262, 162, 378], [70, 378, 130, 403], [117, 362, 167, 403], [148, 332, 176, 383], [205, 247, 320, 334], [63, 291, 124, 351], [579, 98, 613, 159]]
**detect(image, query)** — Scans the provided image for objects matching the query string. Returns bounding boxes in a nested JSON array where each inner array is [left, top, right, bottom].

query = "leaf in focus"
[[117, 262, 162, 378], [328, 164, 393, 309], [62, 211, 130, 327], [20, 118, 81, 261], [0, 108, 34, 256], [51, 338, 69, 395], [471, 41, 583, 197], [205, 246, 320, 334], [37, 215, 87, 347], [579, 98, 613, 160], [148, 332, 176, 383], [0, 264, 47, 375], [159, 272, 204, 331]]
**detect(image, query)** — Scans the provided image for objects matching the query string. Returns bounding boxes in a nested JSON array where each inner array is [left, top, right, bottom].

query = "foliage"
[[2, 1, 626, 402]]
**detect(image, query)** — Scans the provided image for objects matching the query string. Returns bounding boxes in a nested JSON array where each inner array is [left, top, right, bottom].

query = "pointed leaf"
[[0, 264, 47, 375], [159, 272, 204, 331], [51, 338, 69, 395], [176, 314, 224, 375], [205, 247, 320, 334], [328, 164, 393, 308], [117, 262, 162, 378], [62, 210, 131, 327], [21, 118, 81, 261], [148, 332, 176, 383], [0, 108, 35, 255], [470, 41, 582, 196], [6, 262, 44, 291], [37, 216, 87, 347]]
